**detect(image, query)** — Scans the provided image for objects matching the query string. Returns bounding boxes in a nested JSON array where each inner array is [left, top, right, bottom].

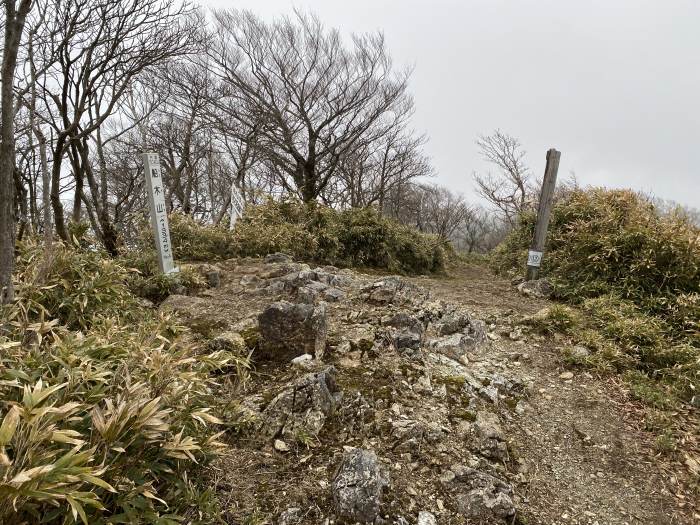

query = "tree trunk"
[[0, 0, 33, 304], [50, 136, 69, 241]]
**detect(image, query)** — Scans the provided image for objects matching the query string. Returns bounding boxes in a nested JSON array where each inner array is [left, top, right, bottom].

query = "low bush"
[[492, 188, 700, 335], [233, 200, 449, 274], [1, 244, 247, 523], [499, 188, 700, 407], [135, 201, 448, 275], [135, 213, 238, 262]]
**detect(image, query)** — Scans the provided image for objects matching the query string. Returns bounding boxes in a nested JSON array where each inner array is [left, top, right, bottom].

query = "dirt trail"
[[411, 265, 693, 525], [165, 259, 696, 524]]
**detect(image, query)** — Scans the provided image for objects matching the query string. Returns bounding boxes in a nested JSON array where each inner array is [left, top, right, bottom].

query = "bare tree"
[[335, 123, 432, 209], [473, 130, 532, 226], [33, 0, 200, 253], [210, 10, 412, 203], [1, 0, 32, 303]]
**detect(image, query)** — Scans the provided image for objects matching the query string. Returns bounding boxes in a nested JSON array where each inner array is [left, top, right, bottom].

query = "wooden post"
[[526, 148, 561, 281], [143, 152, 177, 274]]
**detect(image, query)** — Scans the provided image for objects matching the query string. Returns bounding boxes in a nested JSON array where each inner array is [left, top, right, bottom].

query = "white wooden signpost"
[[143, 152, 178, 274], [229, 182, 245, 230]]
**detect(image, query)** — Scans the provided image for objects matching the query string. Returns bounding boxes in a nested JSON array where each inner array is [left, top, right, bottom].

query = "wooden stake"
[[526, 148, 561, 281]]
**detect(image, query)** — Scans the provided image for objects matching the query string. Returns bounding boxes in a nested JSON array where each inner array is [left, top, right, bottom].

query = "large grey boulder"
[[447, 465, 515, 522], [516, 278, 553, 299], [258, 301, 327, 360], [259, 367, 341, 441], [332, 448, 388, 523]]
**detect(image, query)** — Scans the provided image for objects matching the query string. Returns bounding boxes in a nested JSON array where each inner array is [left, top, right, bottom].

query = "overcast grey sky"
[[205, 0, 700, 208]]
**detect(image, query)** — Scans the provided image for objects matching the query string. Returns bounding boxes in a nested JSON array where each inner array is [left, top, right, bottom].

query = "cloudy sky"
[[205, 0, 700, 208]]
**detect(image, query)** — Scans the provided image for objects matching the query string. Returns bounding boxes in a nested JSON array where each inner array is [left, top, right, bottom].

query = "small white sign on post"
[[143, 152, 177, 274], [527, 250, 543, 268], [229, 182, 245, 230]]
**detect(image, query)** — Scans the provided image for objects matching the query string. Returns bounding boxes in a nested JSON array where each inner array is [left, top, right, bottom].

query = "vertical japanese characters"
[[143, 153, 177, 274]]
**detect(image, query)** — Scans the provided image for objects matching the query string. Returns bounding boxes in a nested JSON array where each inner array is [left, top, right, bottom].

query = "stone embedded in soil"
[[570, 345, 591, 359], [473, 412, 508, 461], [390, 419, 444, 453], [258, 301, 327, 360], [321, 287, 346, 302], [362, 276, 427, 305], [205, 270, 221, 288], [417, 511, 437, 525], [332, 448, 388, 524], [259, 366, 341, 442], [264, 252, 293, 264], [446, 465, 516, 522], [208, 331, 247, 356], [434, 311, 470, 336], [516, 278, 553, 299], [277, 507, 301, 525]]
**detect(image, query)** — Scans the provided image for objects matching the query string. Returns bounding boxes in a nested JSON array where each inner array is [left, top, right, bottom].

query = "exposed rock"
[[258, 301, 327, 360], [265, 252, 293, 264], [240, 274, 260, 286], [205, 270, 220, 288], [516, 278, 553, 299], [447, 465, 515, 522], [208, 331, 247, 356], [274, 439, 290, 452], [393, 330, 422, 352], [332, 448, 388, 524], [362, 277, 427, 305], [570, 345, 591, 359], [391, 419, 444, 453], [291, 353, 313, 367], [259, 367, 341, 441], [277, 507, 301, 525], [473, 412, 508, 461], [434, 312, 470, 336], [417, 511, 437, 525], [321, 287, 346, 302]]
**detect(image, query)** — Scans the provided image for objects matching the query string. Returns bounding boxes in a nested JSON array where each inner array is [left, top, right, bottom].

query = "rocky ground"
[[160, 256, 699, 525]]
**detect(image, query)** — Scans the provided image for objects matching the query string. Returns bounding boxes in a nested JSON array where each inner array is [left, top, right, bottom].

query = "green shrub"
[[133, 200, 447, 275], [1, 245, 248, 523], [136, 213, 238, 261], [492, 188, 700, 333], [522, 304, 581, 335], [233, 199, 448, 274], [13, 241, 137, 330], [493, 188, 700, 407]]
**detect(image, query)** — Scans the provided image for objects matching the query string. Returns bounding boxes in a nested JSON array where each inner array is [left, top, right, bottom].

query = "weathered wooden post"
[[143, 152, 178, 274], [229, 182, 245, 230], [526, 148, 561, 281]]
